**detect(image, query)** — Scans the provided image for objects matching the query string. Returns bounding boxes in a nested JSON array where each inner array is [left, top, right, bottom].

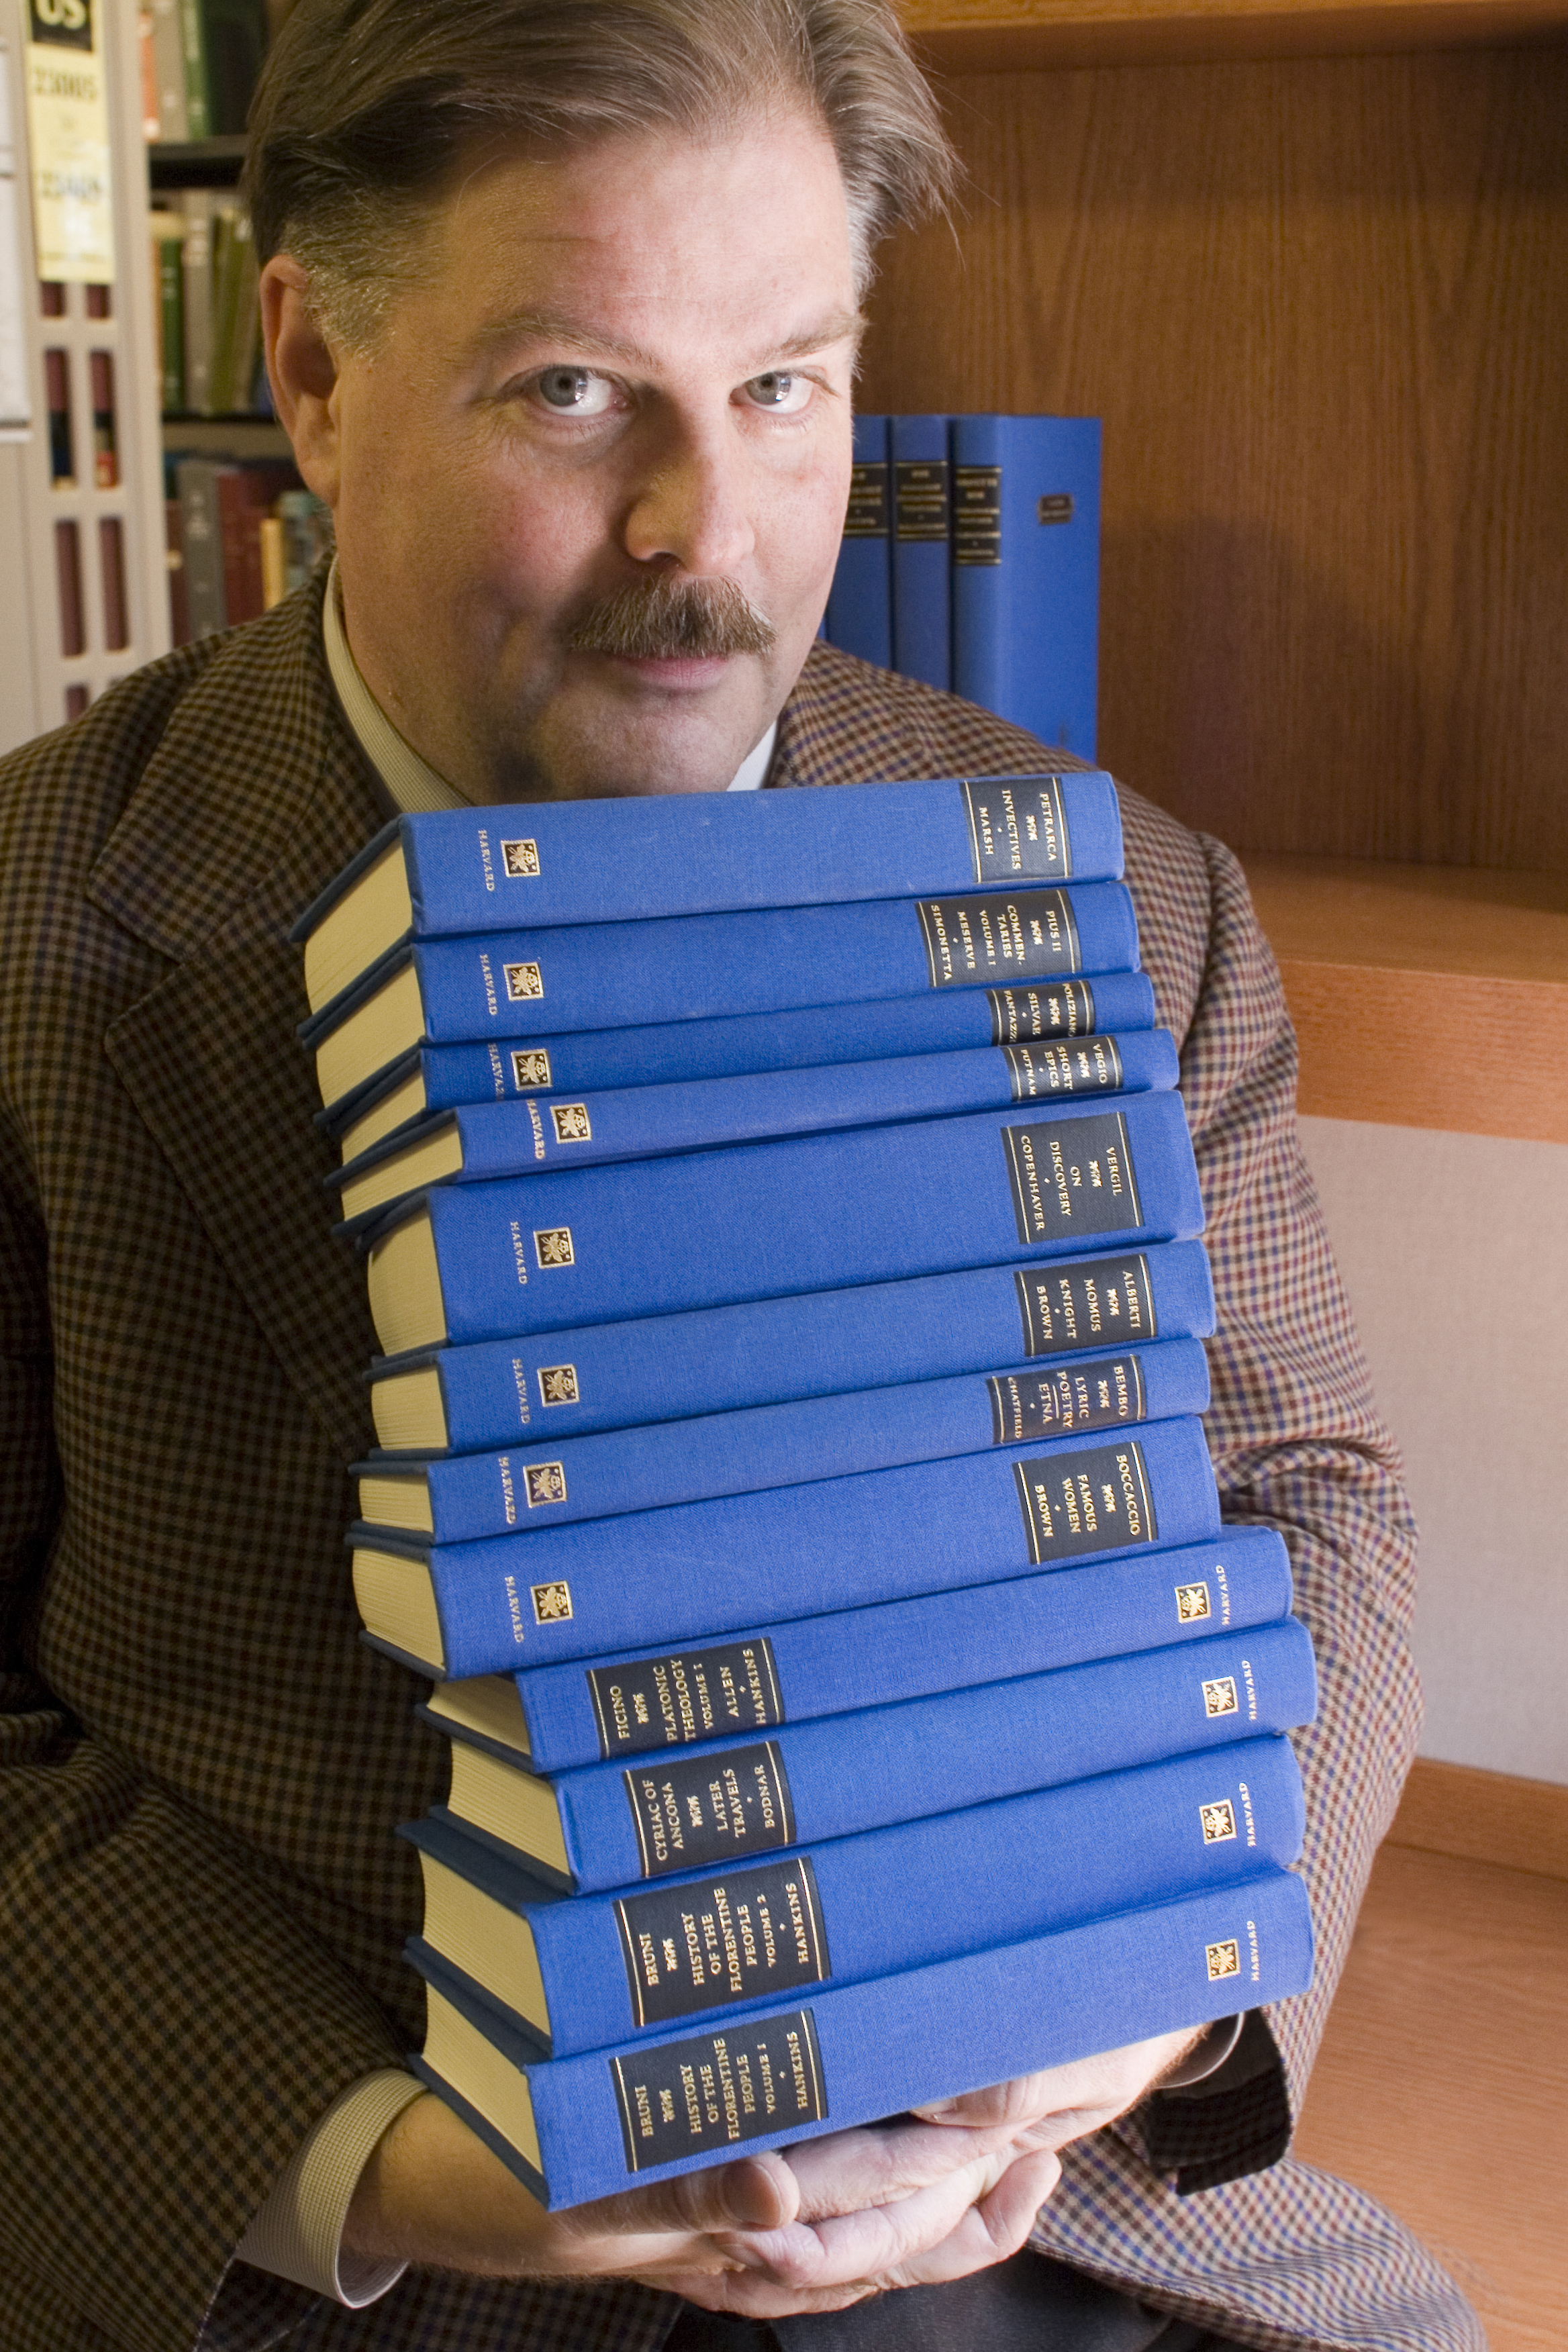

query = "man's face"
[[295, 111, 860, 801]]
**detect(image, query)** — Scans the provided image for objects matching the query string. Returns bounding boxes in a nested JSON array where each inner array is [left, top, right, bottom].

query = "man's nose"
[[622, 423, 756, 579]]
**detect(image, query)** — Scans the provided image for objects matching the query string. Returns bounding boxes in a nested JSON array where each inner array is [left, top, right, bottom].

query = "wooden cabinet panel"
[[860, 48, 1568, 870]]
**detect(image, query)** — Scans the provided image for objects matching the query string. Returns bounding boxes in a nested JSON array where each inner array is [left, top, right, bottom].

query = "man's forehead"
[[462, 302, 865, 373]]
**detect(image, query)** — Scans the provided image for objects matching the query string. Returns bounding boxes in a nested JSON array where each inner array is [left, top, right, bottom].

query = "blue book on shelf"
[[407, 1867, 1314, 2208], [334, 1032, 1180, 1232], [401, 1734, 1305, 2056], [421, 1524, 1292, 1778], [891, 413, 952, 691], [368, 1240, 1216, 1456], [322, 969, 1159, 1157], [428, 1618, 1316, 1894], [951, 415, 1101, 760], [355, 1334, 1210, 1542], [350, 1412, 1220, 1679], [362, 1095, 1204, 1356], [823, 413, 892, 667], [306, 875, 1141, 1113]]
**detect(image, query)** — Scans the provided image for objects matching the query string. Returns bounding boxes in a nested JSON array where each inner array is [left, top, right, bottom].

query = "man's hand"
[[342, 2027, 1202, 2314]]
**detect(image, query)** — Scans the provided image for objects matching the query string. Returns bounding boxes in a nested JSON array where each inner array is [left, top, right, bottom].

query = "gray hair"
[[245, 0, 957, 346]]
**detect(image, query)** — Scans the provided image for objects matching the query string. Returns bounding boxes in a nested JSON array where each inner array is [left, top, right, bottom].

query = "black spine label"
[[961, 779, 1073, 883], [614, 1857, 831, 2028], [610, 2009, 827, 2173], [1012, 1438, 1159, 1565], [895, 456, 950, 542], [952, 464, 1001, 565], [987, 1353, 1147, 1443], [587, 1640, 784, 1761], [842, 462, 889, 539], [1001, 1112, 1144, 1245], [624, 1742, 796, 1879], [1002, 1037, 1125, 1101], [988, 981, 1097, 1044], [1013, 1253, 1157, 1358], [916, 889, 1081, 990]]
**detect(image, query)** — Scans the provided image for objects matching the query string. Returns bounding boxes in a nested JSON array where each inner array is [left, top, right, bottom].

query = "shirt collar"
[[323, 558, 777, 812]]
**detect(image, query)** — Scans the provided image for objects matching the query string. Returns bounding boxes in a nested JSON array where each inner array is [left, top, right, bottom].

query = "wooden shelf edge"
[[903, 0, 1568, 71], [1279, 959, 1568, 1142], [1387, 1757, 1568, 1880]]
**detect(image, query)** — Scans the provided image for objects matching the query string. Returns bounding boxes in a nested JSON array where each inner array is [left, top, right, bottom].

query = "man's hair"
[[245, 0, 957, 346]]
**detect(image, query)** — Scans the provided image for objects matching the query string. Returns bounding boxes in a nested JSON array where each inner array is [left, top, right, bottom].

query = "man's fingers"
[[669, 2144, 1062, 2316], [567, 2149, 799, 2251], [777, 2111, 1046, 2222]]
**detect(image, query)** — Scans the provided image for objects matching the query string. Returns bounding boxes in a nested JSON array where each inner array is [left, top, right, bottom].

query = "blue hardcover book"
[[297, 746, 1126, 1014], [422, 1526, 1291, 1777], [349, 1414, 1220, 1679], [430, 1618, 1316, 1894], [951, 416, 1101, 760], [356, 1336, 1210, 1544], [363, 1095, 1204, 1357], [823, 413, 892, 668], [335, 1033, 1180, 1232], [307, 876, 1141, 1112], [325, 971, 1159, 1160], [891, 413, 952, 691], [402, 1734, 1305, 2055], [369, 1242, 1214, 1455], [407, 1867, 1314, 2208]]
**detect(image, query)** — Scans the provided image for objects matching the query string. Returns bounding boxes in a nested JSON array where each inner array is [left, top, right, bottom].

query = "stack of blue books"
[[823, 413, 1101, 759], [293, 777, 1314, 2210]]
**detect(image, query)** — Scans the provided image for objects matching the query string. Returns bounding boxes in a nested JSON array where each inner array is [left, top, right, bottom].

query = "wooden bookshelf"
[[902, 0, 1568, 70], [1241, 859, 1568, 1141]]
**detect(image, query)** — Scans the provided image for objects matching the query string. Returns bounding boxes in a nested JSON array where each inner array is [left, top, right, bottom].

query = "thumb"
[[615, 2150, 801, 2239]]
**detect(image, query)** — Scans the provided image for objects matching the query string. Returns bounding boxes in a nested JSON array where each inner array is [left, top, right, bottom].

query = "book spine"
[[383, 1336, 1208, 1543], [891, 413, 952, 691], [330, 769, 1126, 948], [343, 1033, 1179, 1221], [540, 1616, 1314, 1893], [150, 0, 187, 140], [179, 190, 213, 415], [384, 879, 1141, 1052], [330, 971, 1161, 1140], [411, 1867, 1314, 2208], [174, 458, 228, 634], [397, 1091, 1202, 1346], [402, 1239, 1213, 1455], [951, 416, 1101, 761], [511, 1523, 1292, 1774], [824, 414, 891, 667], [156, 232, 185, 411], [454, 1735, 1306, 2055], [177, 0, 209, 139], [368, 1412, 1220, 1677]]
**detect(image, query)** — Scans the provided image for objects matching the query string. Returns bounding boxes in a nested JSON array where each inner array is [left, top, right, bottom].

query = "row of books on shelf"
[[139, 0, 274, 144], [150, 192, 268, 418], [164, 455, 330, 641], [824, 413, 1101, 757], [293, 777, 1314, 2204]]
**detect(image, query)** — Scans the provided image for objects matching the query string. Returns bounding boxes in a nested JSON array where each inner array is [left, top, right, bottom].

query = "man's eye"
[[533, 368, 616, 415], [742, 371, 812, 413]]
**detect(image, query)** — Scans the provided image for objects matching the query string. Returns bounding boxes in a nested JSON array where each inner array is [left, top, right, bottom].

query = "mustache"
[[565, 577, 777, 660]]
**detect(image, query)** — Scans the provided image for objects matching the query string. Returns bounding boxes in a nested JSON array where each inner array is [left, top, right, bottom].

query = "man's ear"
[[260, 256, 342, 507]]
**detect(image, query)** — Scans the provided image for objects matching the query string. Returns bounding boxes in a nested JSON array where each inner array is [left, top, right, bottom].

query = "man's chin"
[[493, 686, 775, 802]]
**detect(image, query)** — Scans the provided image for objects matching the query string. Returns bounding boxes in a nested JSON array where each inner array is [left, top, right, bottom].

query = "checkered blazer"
[[0, 577, 1479, 2352]]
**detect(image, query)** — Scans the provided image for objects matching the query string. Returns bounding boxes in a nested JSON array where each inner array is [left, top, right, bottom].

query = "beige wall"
[[1297, 1116, 1568, 1785]]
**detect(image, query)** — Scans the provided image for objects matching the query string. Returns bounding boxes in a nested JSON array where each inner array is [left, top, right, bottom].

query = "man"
[[0, 1, 1480, 2347]]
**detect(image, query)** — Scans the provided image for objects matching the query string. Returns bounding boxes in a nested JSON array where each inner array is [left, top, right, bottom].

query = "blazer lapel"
[[91, 585, 391, 1456]]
